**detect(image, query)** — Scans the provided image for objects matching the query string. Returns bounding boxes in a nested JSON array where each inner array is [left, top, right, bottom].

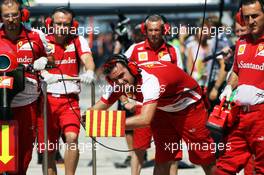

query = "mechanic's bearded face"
[[1, 2, 21, 32], [53, 11, 72, 38], [108, 63, 136, 93]]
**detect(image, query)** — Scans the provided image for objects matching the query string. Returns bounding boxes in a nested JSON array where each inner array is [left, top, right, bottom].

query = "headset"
[[0, 0, 30, 22], [20, 6, 30, 22], [140, 14, 171, 35], [236, 8, 245, 26], [45, 6, 79, 31], [103, 54, 141, 80]]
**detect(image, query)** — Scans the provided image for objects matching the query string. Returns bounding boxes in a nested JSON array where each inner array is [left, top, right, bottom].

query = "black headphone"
[[140, 14, 171, 35], [103, 54, 141, 78]]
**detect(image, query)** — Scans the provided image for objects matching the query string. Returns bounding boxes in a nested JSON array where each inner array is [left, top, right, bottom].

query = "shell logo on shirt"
[[138, 52, 148, 61], [238, 44, 246, 55]]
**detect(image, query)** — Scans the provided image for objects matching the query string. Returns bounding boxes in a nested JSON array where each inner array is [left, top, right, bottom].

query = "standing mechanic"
[[0, 0, 51, 174], [215, 0, 264, 174], [37, 7, 95, 175], [124, 14, 183, 175]]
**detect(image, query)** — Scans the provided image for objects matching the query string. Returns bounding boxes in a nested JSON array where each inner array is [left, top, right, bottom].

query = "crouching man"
[[88, 54, 215, 175]]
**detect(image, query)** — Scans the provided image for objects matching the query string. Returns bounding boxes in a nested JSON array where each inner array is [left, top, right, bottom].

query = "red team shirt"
[[101, 61, 202, 112], [123, 40, 184, 150], [0, 25, 49, 107], [37, 35, 90, 152], [124, 39, 183, 68], [233, 35, 264, 105], [45, 35, 91, 94]]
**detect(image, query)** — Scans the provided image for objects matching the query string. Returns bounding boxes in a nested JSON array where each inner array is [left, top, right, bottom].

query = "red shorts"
[[133, 105, 152, 150], [37, 94, 80, 153], [12, 101, 38, 175], [133, 105, 182, 160], [151, 101, 215, 164], [215, 105, 264, 174]]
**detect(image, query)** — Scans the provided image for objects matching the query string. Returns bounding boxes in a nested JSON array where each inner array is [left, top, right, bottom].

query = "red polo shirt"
[[101, 61, 201, 112], [46, 34, 91, 77], [125, 39, 182, 68], [0, 25, 49, 107], [233, 34, 264, 105], [45, 34, 92, 94], [0, 25, 48, 79]]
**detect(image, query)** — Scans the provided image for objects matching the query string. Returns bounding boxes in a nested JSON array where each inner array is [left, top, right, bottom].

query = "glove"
[[219, 85, 233, 101], [80, 70, 95, 84], [33, 57, 48, 70], [41, 70, 60, 84]]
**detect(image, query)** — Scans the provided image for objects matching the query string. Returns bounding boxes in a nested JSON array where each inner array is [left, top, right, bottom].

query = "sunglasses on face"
[[1, 12, 20, 20]]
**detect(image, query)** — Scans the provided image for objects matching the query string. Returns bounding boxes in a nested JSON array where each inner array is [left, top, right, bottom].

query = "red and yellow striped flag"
[[86, 110, 126, 137]]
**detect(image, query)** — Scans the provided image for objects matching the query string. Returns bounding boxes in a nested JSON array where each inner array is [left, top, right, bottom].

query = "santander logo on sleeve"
[[54, 57, 76, 65]]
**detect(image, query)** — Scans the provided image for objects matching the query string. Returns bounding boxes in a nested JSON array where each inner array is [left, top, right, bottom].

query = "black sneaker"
[[114, 156, 131, 168], [142, 159, 154, 168], [88, 160, 93, 166], [178, 161, 195, 169], [37, 153, 43, 164]]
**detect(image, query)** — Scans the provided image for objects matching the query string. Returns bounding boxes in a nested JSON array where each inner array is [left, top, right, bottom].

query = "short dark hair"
[[0, 0, 20, 12], [103, 54, 128, 75], [51, 6, 75, 20], [242, 0, 264, 12]]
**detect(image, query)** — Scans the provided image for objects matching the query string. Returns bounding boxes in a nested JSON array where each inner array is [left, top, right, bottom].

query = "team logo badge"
[[256, 44, 264, 56], [238, 44, 246, 55], [17, 41, 23, 47], [158, 51, 164, 60], [65, 43, 75, 52], [47, 43, 55, 53], [143, 63, 154, 68], [138, 52, 148, 61], [140, 61, 167, 68], [17, 41, 34, 51], [16, 41, 23, 50], [159, 51, 171, 61]]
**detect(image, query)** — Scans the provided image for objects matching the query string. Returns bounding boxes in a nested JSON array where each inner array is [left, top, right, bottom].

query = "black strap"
[[72, 36, 81, 72], [25, 28, 37, 60]]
